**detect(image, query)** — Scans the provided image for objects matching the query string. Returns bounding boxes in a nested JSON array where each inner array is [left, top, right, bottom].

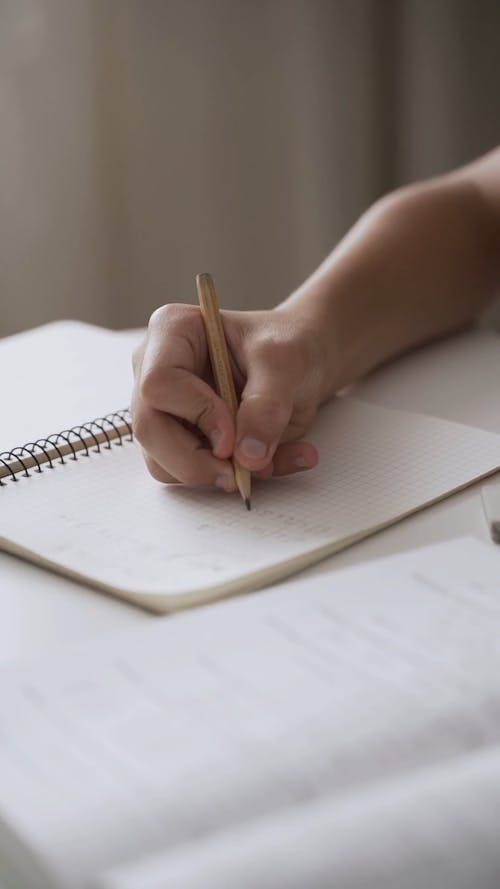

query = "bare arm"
[[282, 147, 500, 400], [133, 148, 500, 489]]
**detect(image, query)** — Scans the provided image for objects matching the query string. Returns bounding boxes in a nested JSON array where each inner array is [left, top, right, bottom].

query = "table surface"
[[1, 327, 499, 668]]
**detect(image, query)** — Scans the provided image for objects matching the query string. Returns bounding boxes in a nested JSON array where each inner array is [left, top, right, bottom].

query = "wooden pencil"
[[196, 272, 252, 510]]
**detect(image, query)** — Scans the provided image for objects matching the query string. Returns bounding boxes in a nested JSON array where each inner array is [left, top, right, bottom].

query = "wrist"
[[276, 271, 353, 404]]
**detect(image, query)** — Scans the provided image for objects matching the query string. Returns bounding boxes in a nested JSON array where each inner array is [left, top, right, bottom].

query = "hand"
[[131, 303, 324, 490]]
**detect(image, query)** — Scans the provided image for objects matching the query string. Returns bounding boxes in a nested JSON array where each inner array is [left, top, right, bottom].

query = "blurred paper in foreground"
[[0, 537, 499, 888]]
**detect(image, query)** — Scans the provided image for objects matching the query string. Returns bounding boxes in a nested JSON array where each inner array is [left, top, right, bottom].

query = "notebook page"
[[0, 538, 500, 889], [0, 321, 142, 448], [1, 399, 499, 606], [95, 745, 500, 889]]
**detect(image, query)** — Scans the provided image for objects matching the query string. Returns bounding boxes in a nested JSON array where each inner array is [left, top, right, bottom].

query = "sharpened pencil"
[[196, 272, 252, 510]]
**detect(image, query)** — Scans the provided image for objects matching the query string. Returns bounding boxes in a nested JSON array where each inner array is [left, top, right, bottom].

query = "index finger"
[[137, 305, 235, 460]]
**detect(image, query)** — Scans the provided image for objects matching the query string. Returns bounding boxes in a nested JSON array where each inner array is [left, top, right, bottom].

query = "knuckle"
[[148, 302, 199, 334], [253, 335, 280, 364], [139, 366, 168, 406], [253, 330, 295, 367], [194, 396, 217, 431], [148, 304, 175, 330], [244, 393, 291, 430]]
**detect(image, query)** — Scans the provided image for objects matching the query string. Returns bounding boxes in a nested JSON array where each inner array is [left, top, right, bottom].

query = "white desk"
[[1, 327, 499, 667]]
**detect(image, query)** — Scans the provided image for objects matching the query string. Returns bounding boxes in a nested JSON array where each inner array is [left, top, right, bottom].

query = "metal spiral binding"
[[0, 409, 133, 486]]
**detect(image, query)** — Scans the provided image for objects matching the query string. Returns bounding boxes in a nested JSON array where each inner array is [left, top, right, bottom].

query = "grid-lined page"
[[1, 399, 499, 608]]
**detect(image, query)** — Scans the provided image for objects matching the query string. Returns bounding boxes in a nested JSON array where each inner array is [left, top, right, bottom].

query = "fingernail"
[[294, 455, 309, 469], [239, 437, 267, 460], [215, 474, 234, 493]]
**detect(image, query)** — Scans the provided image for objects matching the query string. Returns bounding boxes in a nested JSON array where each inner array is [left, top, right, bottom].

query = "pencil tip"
[[245, 497, 251, 511]]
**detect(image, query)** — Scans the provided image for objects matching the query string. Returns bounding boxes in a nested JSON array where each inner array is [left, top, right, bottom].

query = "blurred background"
[[1, 0, 500, 336]]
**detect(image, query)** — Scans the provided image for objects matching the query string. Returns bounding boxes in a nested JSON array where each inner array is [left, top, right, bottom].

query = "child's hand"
[[132, 304, 322, 490]]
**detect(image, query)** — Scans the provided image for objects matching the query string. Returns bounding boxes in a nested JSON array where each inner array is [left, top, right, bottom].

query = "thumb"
[[234, 367, 294, 471]]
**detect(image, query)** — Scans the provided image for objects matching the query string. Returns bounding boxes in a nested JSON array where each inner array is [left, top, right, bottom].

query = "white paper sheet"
[[0, 538, 499, 888], [95, 745, 500, 889], [0, 321, 142, 449]]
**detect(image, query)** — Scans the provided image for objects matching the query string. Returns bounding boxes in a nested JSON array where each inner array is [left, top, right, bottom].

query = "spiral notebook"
[[1, 322, 500, 613]]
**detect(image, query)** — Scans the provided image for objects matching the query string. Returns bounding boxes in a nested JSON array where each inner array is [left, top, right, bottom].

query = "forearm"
[[281, 174, 499, 401]]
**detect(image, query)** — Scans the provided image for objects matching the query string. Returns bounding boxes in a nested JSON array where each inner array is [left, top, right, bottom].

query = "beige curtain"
[[1, 0, 500, 336]]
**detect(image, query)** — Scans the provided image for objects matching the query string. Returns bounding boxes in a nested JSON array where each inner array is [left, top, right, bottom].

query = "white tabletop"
[[1, 327, 499, 666]]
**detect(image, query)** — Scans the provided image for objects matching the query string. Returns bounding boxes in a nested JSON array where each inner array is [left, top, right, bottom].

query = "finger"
[[252, 441, 318, 481], [140, 358, 234, 461], [270, 440, 318, 476], [252, 461, 274, 481], [143, 452, 179, 484], [133, 402, 236, 491], [234, 364, 295, 471]]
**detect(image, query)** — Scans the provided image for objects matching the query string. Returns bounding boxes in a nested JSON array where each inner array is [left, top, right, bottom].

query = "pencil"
[[196, 272, 252, 510]]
